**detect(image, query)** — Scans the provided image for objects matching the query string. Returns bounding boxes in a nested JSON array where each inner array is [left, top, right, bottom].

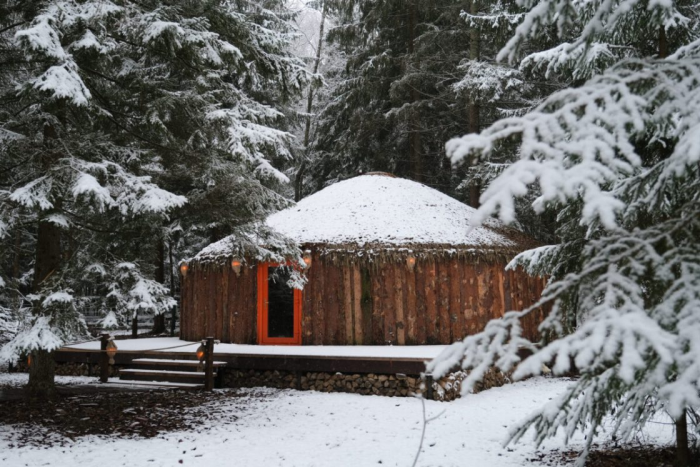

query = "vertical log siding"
[[180, 257, 546, 345]]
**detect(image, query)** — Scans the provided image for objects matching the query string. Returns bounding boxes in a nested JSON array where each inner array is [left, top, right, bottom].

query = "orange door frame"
[[257, 262, 302, 345]]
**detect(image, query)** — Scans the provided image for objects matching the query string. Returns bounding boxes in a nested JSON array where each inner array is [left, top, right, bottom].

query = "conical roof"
[[266, 173, 531, 252]]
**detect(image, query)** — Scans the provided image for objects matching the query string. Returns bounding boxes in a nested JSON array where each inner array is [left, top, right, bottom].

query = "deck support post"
[[204, 336, 215, 391], [425, 373, 434, 400], [170, 308, 177, 337], [99, 333, 110, 383]]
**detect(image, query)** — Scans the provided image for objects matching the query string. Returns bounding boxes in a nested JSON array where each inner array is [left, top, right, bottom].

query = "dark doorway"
[[257, 262, 302, 345], [267, 267, 294, 338]]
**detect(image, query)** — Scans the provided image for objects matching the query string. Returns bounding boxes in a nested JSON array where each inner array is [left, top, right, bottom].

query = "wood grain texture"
[[382, 262, 396, 344], [449, 259, 463, 341], [371, 264, 385, 344], [414, 261, 428, 344], [180, 256, 546, 345], [437, 261, 451, 343], [352, 266, 363, 345], [343, 267, 354, 345], [394, 264, 406, 345]]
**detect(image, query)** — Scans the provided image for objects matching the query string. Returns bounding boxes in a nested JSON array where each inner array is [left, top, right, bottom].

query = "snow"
[[10, 176, 54, 210], [100, 311, 119, 329], [30, 63, 92, 106], [64, 337, 448, 360], [14, 14, 67, 60], [0, 317, 64, 363], [265, 174, 519, 248], [0, 373, 98, 388], [0, 375, 676, 466], [72, 173, 114, 210]]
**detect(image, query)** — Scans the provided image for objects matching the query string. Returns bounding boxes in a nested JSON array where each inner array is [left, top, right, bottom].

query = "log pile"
[[428, 368, 511, 402], [220, 367, 510, 399], [14, 361, 121, 377]]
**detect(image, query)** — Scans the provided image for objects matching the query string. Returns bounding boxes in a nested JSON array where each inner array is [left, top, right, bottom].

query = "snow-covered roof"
[[267, 173, 530, 250], [193, 173, 537, 263]]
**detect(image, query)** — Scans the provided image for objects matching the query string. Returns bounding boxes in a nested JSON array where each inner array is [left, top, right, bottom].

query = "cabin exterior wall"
[[179, 252, 546, 345]]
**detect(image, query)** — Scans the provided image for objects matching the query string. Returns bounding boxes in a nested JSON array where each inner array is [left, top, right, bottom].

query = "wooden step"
[[105, 380, 204, 390], [119, 369, 214, 385], [129, 358, 226, 372]]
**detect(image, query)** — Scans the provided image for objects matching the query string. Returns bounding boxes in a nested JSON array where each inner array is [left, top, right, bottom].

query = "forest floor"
[[0, 373, 678, 467]]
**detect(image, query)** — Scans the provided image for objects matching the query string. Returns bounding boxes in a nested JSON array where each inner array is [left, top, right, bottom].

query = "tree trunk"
[[169, 239, 177, 337], [295, 0, 328, 201], [467, 0, 481, 208], [151, 237, 166, 334], [33, 218, 62, 290], [13, 227, 21, 306], [132, 314, 138, 338], [27, 349, 56, 398], [28, 118, 64, 399], [659, 26, 668, 59], [407, 1, 422, 182], [675, 409, 690, 466], [28, 218, 62, 398]]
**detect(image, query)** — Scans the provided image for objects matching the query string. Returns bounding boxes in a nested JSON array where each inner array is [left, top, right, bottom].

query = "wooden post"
[[204, 336, 215, 391], [99, 333, 110, 383], [425, 373, 434, 401], [676, 409, 690, 467], [170, 307, 177, 337]]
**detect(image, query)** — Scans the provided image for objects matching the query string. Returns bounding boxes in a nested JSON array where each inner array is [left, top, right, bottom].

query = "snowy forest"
[[1, 0, 699, 465]]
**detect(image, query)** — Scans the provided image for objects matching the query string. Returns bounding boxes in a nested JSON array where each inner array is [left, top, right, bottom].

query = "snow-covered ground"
[[64, 336, 448, 359], [0, 375, 676, 467], [0, 373, 98, 388]]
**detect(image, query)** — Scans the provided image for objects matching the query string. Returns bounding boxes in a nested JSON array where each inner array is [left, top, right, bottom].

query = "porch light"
[[231, 258, 242, 276], [196, 343, 206, 362], [105, 338, 118, 365], [303, 251, 312, 269], [406, 255, 416, 271], [180, 263, 189, 277], [27, 355, 31, 368]]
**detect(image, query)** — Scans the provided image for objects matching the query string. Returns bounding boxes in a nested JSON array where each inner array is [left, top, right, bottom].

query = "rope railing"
[[60, 340, 199, 353], [63, 336, 103, 347]]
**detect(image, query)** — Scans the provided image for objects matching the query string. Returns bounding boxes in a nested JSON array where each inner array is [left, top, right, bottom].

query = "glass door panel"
[[257, 263, 302, 345], [267, 267, 294, 338]]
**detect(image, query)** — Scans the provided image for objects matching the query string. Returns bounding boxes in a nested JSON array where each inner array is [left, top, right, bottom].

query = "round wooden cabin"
[[180, 173, 546, 346]]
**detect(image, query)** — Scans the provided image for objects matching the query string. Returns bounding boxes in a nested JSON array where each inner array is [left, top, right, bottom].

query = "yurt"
[[179, 173, 546, 346]]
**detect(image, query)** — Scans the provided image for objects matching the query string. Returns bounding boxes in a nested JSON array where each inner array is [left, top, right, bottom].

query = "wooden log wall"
[[180, 253, 547, 345], [180, 264, 258, 344]]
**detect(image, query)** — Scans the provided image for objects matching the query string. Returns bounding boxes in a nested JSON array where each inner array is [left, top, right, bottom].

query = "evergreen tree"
[[431, 0, 700, 464], [308, 1, 465, 190], [302, 0, 565, 213], [0, 0, 308, 397]]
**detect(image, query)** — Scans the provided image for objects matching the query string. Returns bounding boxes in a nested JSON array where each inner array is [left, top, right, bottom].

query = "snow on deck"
[[64, 337, 447, 360]]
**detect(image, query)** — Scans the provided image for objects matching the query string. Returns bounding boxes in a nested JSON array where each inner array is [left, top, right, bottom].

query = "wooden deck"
[[54, 348, 430, 376]]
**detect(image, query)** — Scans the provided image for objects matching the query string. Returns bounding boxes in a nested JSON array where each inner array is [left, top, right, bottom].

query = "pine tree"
[[309, 1, 471, 191], [431, 0, 700, 464], [303, 0, 565, 208], [0, 0, 308, 397]]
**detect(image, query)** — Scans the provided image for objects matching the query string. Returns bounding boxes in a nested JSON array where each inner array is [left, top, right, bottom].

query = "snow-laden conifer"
[[0, 0, 307, 395], [431, 0, 700, 463]]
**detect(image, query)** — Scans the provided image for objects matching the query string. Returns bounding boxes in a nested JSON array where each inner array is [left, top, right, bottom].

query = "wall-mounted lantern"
[[406, 255, 416, 271], [196, 342, 206, 362], [27, 355, 31, 368], [180, 263, 189, 277], [303, 251, 312, 269], [105, 338, 118, 365], [231, 258, 242, 276]]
